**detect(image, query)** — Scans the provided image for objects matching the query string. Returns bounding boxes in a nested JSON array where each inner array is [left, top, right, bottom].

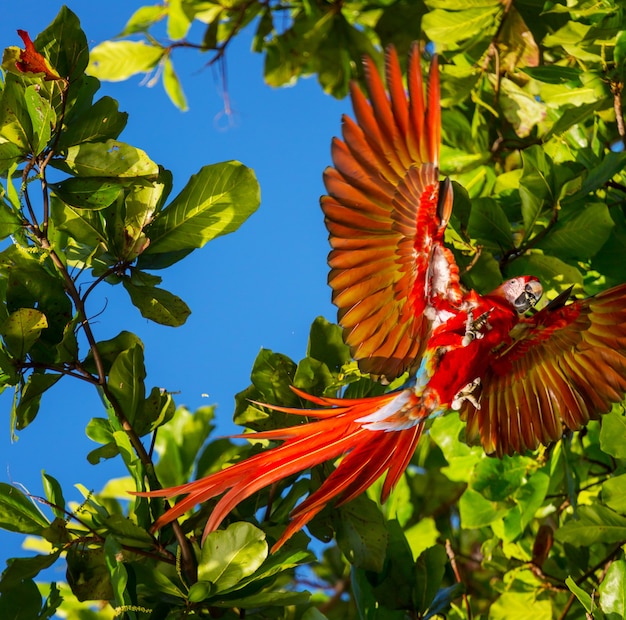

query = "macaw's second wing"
[[322, 45, 463, 381], [461, 284, 626, 456]]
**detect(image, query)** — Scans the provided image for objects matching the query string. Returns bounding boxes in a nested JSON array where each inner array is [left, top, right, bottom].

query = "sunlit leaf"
[[0, 483, 49, 535], [556, 505, 626, 546], [599, 560, 626, 618], [139, 161, 260, 268], [60, 139, 159, 177], [163, 56, 188, 111], [87, 41, 164, 81], [198, 522, 268, 592], [1, 308, 48, 359]]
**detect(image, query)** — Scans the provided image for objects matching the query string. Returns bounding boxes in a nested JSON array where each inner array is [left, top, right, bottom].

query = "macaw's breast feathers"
[[323, 45, 462, 381], [462, 283, 626, 456]]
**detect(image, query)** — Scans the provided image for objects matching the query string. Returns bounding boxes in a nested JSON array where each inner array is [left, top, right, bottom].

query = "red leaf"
[[15, 30, 60, 80]]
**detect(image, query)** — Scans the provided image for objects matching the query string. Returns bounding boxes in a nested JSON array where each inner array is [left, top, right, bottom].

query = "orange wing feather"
[[322, 44, 462, 381], [461, 284, 626, 456]]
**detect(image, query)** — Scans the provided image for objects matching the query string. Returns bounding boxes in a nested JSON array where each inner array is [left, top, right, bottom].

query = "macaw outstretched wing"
[[461, 284, 626, 456], [322, 45, 463, 381]]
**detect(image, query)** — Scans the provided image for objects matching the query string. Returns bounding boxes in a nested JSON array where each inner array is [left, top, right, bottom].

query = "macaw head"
[[492, 276, 543, 314]]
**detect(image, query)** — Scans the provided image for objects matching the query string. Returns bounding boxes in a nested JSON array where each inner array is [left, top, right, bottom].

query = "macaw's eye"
[[514, 281, 543, 312]]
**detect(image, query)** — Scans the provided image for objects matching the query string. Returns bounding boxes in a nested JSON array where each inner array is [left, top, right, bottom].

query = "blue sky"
[[0, 1, 349, 571]]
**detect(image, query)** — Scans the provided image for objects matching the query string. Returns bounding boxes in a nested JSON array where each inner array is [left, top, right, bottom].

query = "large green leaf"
[[50, 177, 124, 210], [333, 493, 388, 572], [59, 139, 159, 177], [535, 202, 614, 260], [24, 84, 54, 155], [599, 560, 626, 618], [139, 161, 260, 268], [197, 522, 268, 593], [556, 505, 626, 546], [0, 552, 61, 594], [154, 405, 216, 488], [0, 483, 49, 535], [108, 344, 146, 423], [122, 279, 191, 326], [35, 6, 89, 81], [56, 96, 128, 149], [87, 41, 164, 81], [0, 308, 48, 359]]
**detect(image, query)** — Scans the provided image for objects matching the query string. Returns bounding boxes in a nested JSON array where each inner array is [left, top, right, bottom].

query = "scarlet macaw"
[[140, 45, 626, 550]]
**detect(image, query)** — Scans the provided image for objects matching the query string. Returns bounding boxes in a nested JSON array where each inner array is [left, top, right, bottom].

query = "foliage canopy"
[[2, 1, 626, 618]]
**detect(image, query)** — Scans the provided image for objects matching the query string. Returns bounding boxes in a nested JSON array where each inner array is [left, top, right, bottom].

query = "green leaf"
[[404, 517, 440, 561], [82, 331, 144, 376], [167, 0, 192, 39], [139, 161, 260, 268], [489, 591, 552, 619], [122, 279, 191, 326], [15, 372, 62, 430], [498, 77, 546, 138], [135, 386, 175, 436], [88, 41, 164, 81], [556, 505, 626, 546], [422, 6, 500, 50], [0, 75, 33, 153], [56, 96, 128, 149], [470, 457, 526, 502], [155, 405, 215, 488], [216, 591, 311, 607], [536, 202, 613, 260], [198, 522, 268, 593], [24, 85, 54, 155], [60, 139, 159, 177], [51, 177, 124, 210], [599, 559, 626, 618], [459, 488, 508, 528], [42, 472, 65, 519], [307, 316, 351, 370], [333, 493, 388, 572], [108, 344, 146, 423], [163, 56, 188, 111], [0, 482, 49, 534], [66, 546, 114, 602], [35, 6, 89, 81], [0, 552, 61, 593], [249, 348, 298, 407], [103, 514, 153, 548], [122, 5, 169, 34], [600, 408, 626, 459], [1, 308, 48, 358], [414, 545, 447, 614], [565, 576, 594, 614], [0, 201, 22, 240], [467, 197, 513, 252], [602, 474, 626, 513], [0, 578, 43, 620]]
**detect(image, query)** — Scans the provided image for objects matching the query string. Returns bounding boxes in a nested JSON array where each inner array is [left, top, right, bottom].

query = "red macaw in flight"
[[140, 45, 626, 550]]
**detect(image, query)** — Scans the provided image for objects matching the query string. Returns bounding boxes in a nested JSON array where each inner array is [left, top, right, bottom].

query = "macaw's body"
[[139, 45, 626, 551]]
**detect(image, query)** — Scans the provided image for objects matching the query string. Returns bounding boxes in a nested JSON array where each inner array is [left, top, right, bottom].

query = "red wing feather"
[[323, 44, 463, 380], [461, 284, 626, 456]]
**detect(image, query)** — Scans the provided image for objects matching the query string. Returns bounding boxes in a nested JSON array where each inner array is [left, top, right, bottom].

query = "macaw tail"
[[137, 386, 424, 551]]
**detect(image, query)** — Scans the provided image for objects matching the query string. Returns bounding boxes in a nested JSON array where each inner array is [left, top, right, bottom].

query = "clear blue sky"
[[0, 1, 348, 572]]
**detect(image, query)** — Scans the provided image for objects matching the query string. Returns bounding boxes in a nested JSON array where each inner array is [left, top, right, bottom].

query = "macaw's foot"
[[462, 310, 492, 346], [451, 377, 481, 410]]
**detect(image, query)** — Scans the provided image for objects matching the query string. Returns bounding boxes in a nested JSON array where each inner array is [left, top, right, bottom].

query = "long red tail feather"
[[135, 387, 424, 551]]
